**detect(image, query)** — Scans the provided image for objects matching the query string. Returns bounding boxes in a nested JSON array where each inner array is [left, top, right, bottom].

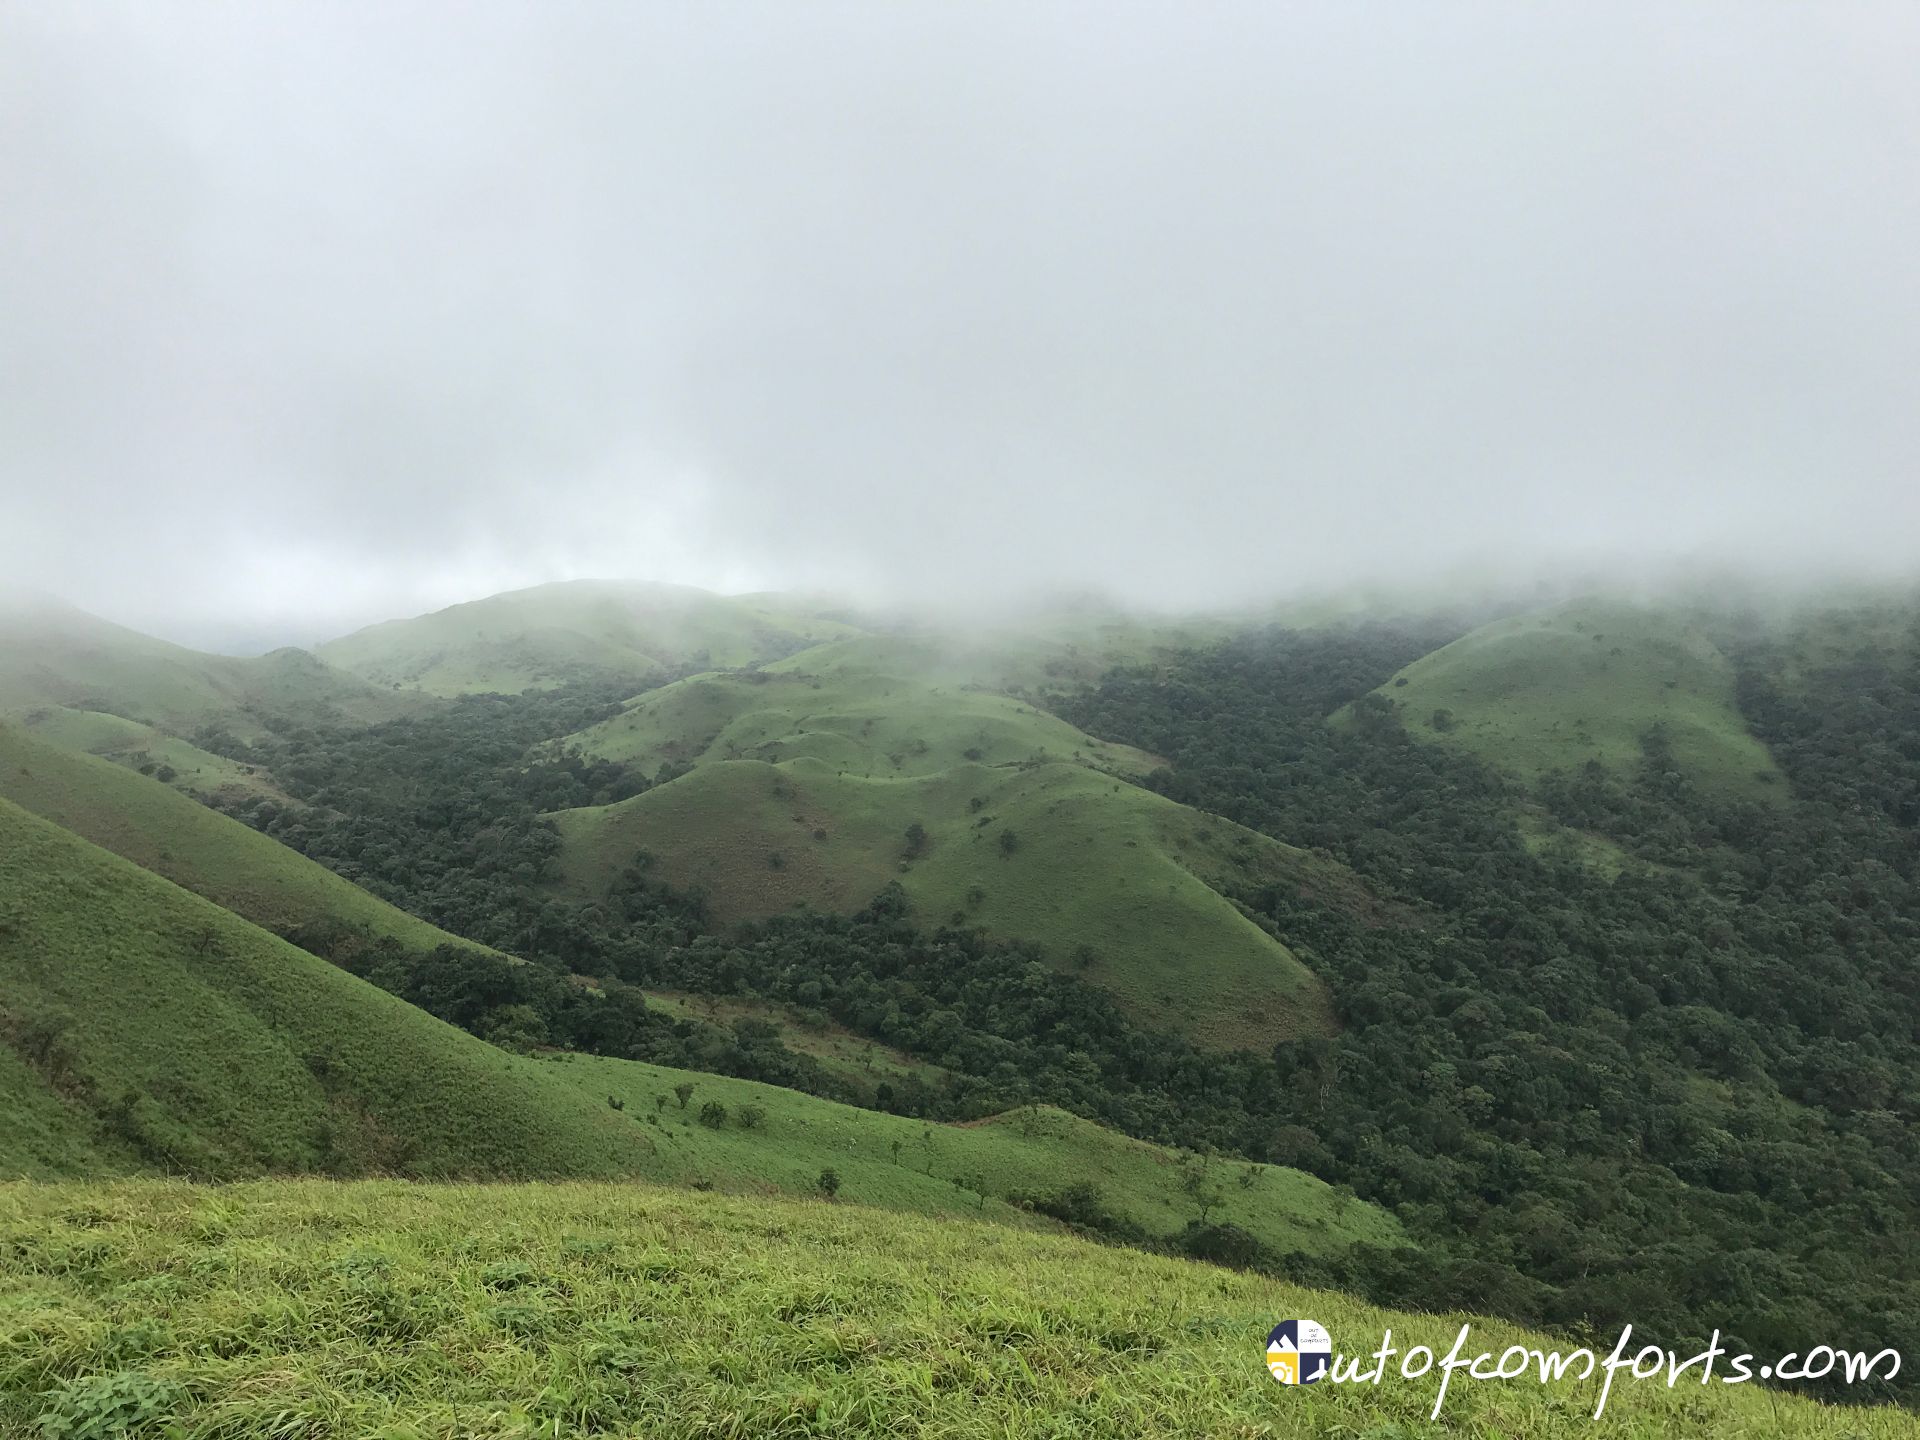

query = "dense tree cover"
[[202, 615, 1920, 1404], [1058, 617, 1920, 1405]]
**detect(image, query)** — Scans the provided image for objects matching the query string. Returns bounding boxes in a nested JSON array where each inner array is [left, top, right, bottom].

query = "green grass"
[[316, 580, 860, 695], [563, 666, 1159, 777], [1359, 600, 1783, 800], [3, 1179, 1909, 1439], [0, 795, 661, 1181], [0, 598, 411, 741], [553, 757, 1334, 1048], [757, 612, 1230, 696], [4, 706, 280, 803], [0, 794, 1389, 1253], [544, 1056, 1394, 1258], [0, 727, 466, 956], [638, 992, 953, 1098]]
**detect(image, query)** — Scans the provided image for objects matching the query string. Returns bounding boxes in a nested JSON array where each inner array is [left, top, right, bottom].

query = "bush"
[[698, 1101, 729, 1129], [816, 1167, 841, 1199]]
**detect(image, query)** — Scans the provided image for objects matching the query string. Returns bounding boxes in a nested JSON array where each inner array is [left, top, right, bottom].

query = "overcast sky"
[[3, 2, 1917, 649]]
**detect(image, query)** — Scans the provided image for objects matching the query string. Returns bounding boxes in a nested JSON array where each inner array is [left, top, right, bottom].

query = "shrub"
[[816, 1167, 841, 1199], [698, 1101, 729, 1129], [34, 1370, 183, 1440]]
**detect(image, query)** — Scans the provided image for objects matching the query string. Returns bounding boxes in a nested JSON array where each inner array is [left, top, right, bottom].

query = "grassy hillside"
[[4, 1180, 1906, 1439], [549, 1056, 1394, 1259], [0, 726, 462, 956], [640, 990, 954, 1098], [563, 665, 1159, 777], [0, 596, 410, 740], [757, 613, 1227, 696], [0, 793, 1390, 1249], [5, 705, 280, 802], [316, 580, 860, 695], [0, 797, 653, 1181], [554, 757, 1335, 1048], [1361, 599, 1783, 799]]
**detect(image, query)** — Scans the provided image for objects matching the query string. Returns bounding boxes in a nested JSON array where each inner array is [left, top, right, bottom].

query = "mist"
[[3, 1, 1917, 650]]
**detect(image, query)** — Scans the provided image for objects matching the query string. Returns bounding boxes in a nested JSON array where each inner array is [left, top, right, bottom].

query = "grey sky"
[[3, 2, 1917, 648]]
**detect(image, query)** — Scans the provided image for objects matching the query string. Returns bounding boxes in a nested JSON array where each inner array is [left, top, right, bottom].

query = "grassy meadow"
[[316, 581, 858, 695], [553, 756, 1334, 1048], [0, 601, 408, 741], [4, 1179, 1910, 1440], [0, 727, 469, 956], [1361, 600, 1783, 800], [0, 794, 1390, 1254]]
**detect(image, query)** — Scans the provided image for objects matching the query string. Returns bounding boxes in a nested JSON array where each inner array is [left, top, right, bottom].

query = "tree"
[[698, 1100, 729, 1129], [902, 821, 929, 861], [673, 1082, 695, 1110], [816, 1167, 841, 1199], [997, 828, 1020, 857]]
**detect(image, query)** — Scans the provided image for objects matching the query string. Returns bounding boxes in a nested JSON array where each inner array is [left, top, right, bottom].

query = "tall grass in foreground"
[[3, 1180, 1913, 1439]]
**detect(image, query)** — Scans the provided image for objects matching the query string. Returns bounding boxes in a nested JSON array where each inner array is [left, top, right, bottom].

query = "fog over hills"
[[5, 2, 1917, 646]]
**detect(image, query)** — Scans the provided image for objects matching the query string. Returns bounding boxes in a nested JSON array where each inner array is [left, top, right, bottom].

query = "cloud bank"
[[3, 2, 1916, 647]]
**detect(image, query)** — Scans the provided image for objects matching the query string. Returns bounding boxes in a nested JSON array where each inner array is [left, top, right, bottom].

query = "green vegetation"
[[637, 991, 951, 1099], [1357, 600, 1782, 800], [553, 756, 1332, 1046], [0, 797, 649, 1180], [562, 664, 1158, 776], [0, 596, 408, 740], [1063, 613, 1920, 1401], [0, 786, 1391, 1257], [3, 1179, 1909, 1439], [316, 579, 858, 695], [545, 1059, 1395, 1256], [7, 705, 280, 801], [0, 727, 474, 956]]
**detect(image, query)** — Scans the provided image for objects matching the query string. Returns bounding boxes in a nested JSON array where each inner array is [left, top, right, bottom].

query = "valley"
[[5, 580, 1920, 1430]]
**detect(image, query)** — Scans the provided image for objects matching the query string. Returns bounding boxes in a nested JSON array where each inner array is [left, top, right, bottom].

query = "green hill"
[[316, 580, 861, 695], [553, 756, 1335, 1048], [0, 794, 1388, 1250], [4, 1179, 1904, 1439], [543, 1058, 1395, 1258], [0, 596, 410, 741], [4, 705, 281, 802], [562, 665, 1159, 777], [0, 796, 653, 1181], [1361, 599, 1783, 799], [755, 612, 1228, 696], [0, 726, 463, 957]]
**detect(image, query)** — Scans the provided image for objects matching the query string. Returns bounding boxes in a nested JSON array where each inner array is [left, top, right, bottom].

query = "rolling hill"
[[4, 1179, 1903, 1439], [316, 579, 862, 695], [553, 756, 1337, 1048], [0, 725, 466, 957], [0, 795, 653, 1181], [561, 664, 1160, 777], [1360, 599, 1783, 799], [0, 793, 1392, 1252], [0, 593, 411, 740]]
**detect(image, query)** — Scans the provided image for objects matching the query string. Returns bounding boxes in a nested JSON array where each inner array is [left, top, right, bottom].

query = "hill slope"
[[0, 794, 1388, 1249], [0, 596, 409, 740], [317, 580, 860, 695], [3, 1179, 1903, 1439], [554, 756, 1335, 1047], [1363, 599, 1782, 799], [0, 797, 651, 1180], [0, 726, 465, 957], [562, 665, 1159, 777]]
